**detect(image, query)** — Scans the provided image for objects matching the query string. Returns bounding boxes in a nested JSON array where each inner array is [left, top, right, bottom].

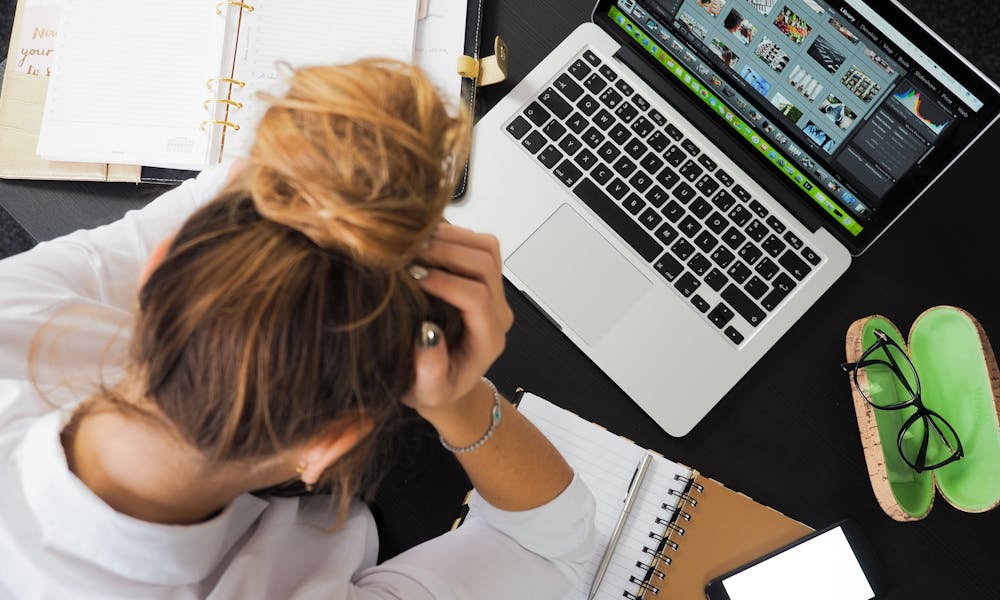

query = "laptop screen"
[[596, 0, 1000, 252]]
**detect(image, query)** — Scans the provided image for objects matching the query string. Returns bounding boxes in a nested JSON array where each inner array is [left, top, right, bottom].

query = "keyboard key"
[[679, 159, 704, 182], [708, 303, 734, 328], [801, 246, 821, 265], [614, 79, 634, 95], [639, 207, 662, 229], [609, 123, 631, 144], [624, 139, 647, 160], [694, 231, 718, 253], [673, 182, 696, 204], [649, 109, 667, 126], [722, 284, 765, 327], [705, 211, 729, 234], [594, 109, 615, 130], [566, 112, 588, 133], [629, 171, 653, 193], [675, 272, 701, 297], [554, 74, 584, 101], [573, 179, 662, 262], [762, 234, 786, 258], [772, 272, 797, 296], [755, 257, 779, 280], [599, 64, 618, 81], [712, 189, 737, 212], [506, 116, 532, 139], [522, 130, 546, 154], [688, 253, 711, 276], [538, 145, 562, 169], [615, 102, 639, 124], [681, 139, 700, 156], [599, 88, 624, 109], [766, 215, 786, 234], [633, 94, 650, 111], [574, 149, 598, 170], [648, 131, 670, 153], [692, 294, 711, 313], [606, 177, 629, 200], [650, 221, 679, 249], [653, 252, 684, 281], [584, 73, 607, 94], [568, 58, 591, 80], [746, 220, 768, 242], [582, 50, 601, 66], [558, 134, 582, 156], [646, 185, 669, 207], [631, 116, 655, 138], [728, 261, 752, 283], [679, 215, 702, 238], [710, 246, 735, 268], [576, 95, 600, 115], [543, 120, 566, 141], [695, 175, 720, 197], [716, 169, 735, 187], [697, 154, 717, 171], [733, 184, 752, 202], [640, 153, 664, 175], [783, 231, 803, 249], [553, 160, 582, 187], [592, 164, 613, 185], [690, 198, 712, 220], [524, 102, 550, 126], [612, 155, 637, 177], [744, 276, 768, 299], [737, 242, 763, 265], [671, 238, 696, 261], [598, 141, 620, 162], [729, 204, 751, 226], [623, 194, 646, 215], [664, 145, 686, 167], [582, 127, 605, 148], [724, 326, 744, 344], [761, 276, 794, 311], [705, 268, 728, 292], [665, 123, 683, 141], [656, 167, 680, 190], [662, 200, 685, 222], [778, 250, 812, 281], [722, 227, 747, 249], [749, 199, 768, 218]]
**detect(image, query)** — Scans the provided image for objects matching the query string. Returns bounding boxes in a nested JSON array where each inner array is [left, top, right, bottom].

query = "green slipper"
[[845, 307, 1000, 521]]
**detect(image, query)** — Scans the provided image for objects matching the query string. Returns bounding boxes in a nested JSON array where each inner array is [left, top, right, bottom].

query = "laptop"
[[446, 0, 1000, 436]]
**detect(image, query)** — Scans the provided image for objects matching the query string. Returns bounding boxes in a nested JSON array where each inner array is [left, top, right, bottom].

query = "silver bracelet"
[[439, 377, 503, 454]]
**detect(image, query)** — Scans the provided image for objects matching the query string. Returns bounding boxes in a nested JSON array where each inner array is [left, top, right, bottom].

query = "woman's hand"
[[403, 223, 513, 422]]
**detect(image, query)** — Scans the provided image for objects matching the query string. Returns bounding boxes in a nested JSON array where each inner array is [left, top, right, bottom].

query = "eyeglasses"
[[841, 328, 963, 473]]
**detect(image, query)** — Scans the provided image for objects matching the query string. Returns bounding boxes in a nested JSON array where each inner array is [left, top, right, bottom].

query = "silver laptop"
[[446, 0, 1000, 435]]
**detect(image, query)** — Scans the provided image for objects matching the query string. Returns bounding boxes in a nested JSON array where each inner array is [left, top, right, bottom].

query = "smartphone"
[[705, 520, 884, 600]]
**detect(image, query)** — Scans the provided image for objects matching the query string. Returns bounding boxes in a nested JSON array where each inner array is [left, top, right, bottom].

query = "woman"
[[0, 60, 595, 598]]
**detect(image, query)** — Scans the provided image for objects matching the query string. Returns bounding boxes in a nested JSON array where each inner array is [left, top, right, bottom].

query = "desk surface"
[[3, 2, 999, 597]]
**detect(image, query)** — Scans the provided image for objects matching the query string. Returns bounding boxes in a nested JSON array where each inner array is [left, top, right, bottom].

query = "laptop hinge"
[[612, 46, 825, 233]]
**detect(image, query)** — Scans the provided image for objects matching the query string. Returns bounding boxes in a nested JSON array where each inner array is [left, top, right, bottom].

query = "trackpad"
[[506, 204, 652, 346]]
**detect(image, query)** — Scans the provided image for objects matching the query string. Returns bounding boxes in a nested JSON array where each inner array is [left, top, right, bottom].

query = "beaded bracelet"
[[439, 377, 503, 454]]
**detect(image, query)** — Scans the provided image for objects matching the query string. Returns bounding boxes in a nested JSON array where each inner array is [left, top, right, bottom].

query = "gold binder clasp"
[[201, 120, 241, 132], [457, 36, 508, 87], [216, 2, 254, 15], [206, 77, 246, 90]]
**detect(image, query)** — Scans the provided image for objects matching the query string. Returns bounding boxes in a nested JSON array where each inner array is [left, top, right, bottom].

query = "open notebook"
[[517, 393, 812, 599], [35, 0, 420, 170]]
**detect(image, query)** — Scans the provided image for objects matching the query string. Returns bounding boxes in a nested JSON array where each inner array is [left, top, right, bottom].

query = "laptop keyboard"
[[504, 49, 825, 346]]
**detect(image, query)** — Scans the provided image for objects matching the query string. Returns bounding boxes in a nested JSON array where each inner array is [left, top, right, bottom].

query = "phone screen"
[[720, 526, 875, 600]]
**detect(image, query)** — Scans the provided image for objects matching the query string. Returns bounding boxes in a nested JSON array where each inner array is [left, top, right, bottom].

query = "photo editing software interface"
[[611, 0, 986, 236]]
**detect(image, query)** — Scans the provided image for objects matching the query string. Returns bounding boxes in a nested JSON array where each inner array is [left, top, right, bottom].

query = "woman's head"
[[125, 60, 470, 507]]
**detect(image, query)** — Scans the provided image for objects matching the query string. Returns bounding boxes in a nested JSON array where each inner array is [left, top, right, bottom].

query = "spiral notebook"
[[516, 393, 812, 599]]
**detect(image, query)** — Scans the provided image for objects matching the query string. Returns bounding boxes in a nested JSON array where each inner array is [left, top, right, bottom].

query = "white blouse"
[[0, 165, 596, 599]]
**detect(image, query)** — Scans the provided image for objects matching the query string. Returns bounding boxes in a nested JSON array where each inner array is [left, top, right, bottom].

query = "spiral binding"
[[202, 3, 254, 137], [623, 471, 705, 599]]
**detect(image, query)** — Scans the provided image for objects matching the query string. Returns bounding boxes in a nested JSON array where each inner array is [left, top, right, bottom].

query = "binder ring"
[[636, 560, 666, 580], [200, 119, 241, 132], [668, 489, 699, 506], [655, 516, 671, 526], [216, 1, 254, 14], [643, 546, 671, 564], [203, 98, 244, 111], [673, 474, 705, 493], [678, 509, 692, 521], [629, 576, 660, 595], [206, 77, 246, 89], [665, 522, 686, 536]]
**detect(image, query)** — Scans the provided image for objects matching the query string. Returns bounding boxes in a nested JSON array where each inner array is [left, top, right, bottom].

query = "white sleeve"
[[0, 164, 234, 387], [348, 473, 596, 600]]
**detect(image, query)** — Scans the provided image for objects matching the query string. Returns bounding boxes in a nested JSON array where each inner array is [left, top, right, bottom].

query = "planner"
[[35, 0, 420, 170], [516, 392, 812, 599]]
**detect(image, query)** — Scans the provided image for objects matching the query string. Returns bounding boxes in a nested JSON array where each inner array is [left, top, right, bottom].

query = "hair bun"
[[244, 59, 471, 269]]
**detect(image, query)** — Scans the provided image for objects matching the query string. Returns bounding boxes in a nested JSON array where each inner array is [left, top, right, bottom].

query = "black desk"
[[3, 2, 998, 597]]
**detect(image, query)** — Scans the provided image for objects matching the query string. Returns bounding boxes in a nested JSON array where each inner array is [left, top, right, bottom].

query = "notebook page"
[[36, 0, 229, 169], [518, 394, 692, 600], [413, 0, 469, 101], [223, 0, 420, 157]]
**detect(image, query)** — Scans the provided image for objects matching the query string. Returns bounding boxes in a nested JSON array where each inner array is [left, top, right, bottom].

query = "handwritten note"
[[15, 0, 64, 77]]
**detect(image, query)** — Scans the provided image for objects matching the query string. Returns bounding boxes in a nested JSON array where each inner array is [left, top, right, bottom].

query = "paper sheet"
[[413, 0, 470, 103], [12, 0, 63, 77]]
